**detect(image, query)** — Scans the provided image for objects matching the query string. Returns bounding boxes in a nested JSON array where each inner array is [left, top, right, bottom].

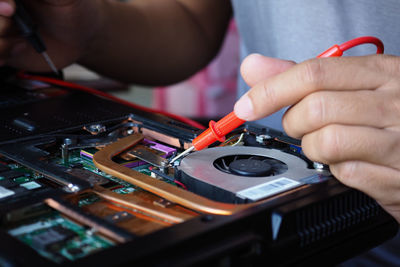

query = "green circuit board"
[[8, 213, 114, 263]]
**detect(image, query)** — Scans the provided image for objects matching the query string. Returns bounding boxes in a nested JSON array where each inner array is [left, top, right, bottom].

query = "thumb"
[[234, 54, 295, 120], [240, 53, 295, 87]]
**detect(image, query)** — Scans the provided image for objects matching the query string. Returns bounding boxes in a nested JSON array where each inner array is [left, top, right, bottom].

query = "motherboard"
[[0, 80, 397, 266]]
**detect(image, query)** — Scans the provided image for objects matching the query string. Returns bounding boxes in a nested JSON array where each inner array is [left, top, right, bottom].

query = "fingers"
[[0, 37, 20, 59], [0, 16, 13, 36], [0, 0, 15, 17], [330, 161, 400, 221], [0, 0, 20, 63], [282, 89, 400, 138], [301, 125, 400, 169], [235, 52, 400, 223], [234, 55, 399, 121], [240, 54, 295, 87], [0, 0, 16, 36], [234, 54, 295, 120]]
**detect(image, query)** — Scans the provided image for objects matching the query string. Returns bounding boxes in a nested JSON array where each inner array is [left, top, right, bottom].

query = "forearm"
[[78, 0, 232, 85]]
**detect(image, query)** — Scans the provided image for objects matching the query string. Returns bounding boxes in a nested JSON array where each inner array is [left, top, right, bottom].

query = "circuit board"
[[0, 161, 45, 199], [0, 87, 396, 266], [9, 213, 114, 263], [0, 138, 199, 263]]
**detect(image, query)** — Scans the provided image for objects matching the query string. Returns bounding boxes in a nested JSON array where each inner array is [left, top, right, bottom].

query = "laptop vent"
[[296, 191, 380, 247]]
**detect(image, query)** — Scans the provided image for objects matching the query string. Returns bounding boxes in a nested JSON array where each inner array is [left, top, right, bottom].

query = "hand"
[[234, 53, 400, 223], [0, 0, 105, 72]]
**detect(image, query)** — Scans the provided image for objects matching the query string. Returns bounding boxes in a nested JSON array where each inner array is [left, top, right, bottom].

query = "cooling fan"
[[177, 146, 323, 203], [213, 154, 288, 177]]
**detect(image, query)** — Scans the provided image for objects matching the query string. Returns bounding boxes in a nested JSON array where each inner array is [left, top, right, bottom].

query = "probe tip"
[[41, 51, 59, 76], [169, 146, 195, 165]]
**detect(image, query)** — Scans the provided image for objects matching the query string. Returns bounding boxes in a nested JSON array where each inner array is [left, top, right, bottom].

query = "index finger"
[[234, 54, 398, 121]]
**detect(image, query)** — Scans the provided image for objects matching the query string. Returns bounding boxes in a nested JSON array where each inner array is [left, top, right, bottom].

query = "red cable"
[[199, 36, 386, 152], [18, 36, 383, 133], [317, 36, 384, 58], [173, 180, 187, 190], [339, 36, 384, 54], [148, 166, 187, 189], [17, 72, 206, 129]]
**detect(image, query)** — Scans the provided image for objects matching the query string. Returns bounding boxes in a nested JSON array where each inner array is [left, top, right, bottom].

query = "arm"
[[0, 0, 232, 84], [79, 0, 232, 84]]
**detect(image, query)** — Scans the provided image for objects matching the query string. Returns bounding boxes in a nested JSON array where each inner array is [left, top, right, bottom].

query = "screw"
[[256, 134, 271, 144], [313, 162, 325, 171]]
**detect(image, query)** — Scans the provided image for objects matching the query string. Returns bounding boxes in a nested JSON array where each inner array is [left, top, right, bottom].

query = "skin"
[[234, 54, 400, 223], [0, 0, 399, 223], [0, 0, 232, 84]]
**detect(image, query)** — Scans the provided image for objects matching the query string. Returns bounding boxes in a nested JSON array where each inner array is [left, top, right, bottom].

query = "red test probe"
[[169, 36, 384, 164]]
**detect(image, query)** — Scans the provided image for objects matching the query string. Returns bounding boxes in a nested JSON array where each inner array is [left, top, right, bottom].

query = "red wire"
[[17, 37, 383, 131], [339, 36, 384, 54], [148, 166, 187, 190], [17, 72, 206, 129], [173, 180, 187, 190]]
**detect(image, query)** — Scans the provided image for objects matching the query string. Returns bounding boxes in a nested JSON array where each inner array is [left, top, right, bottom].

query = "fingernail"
[[0, 2, 14, 17], [234, 94, 254, 120]]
